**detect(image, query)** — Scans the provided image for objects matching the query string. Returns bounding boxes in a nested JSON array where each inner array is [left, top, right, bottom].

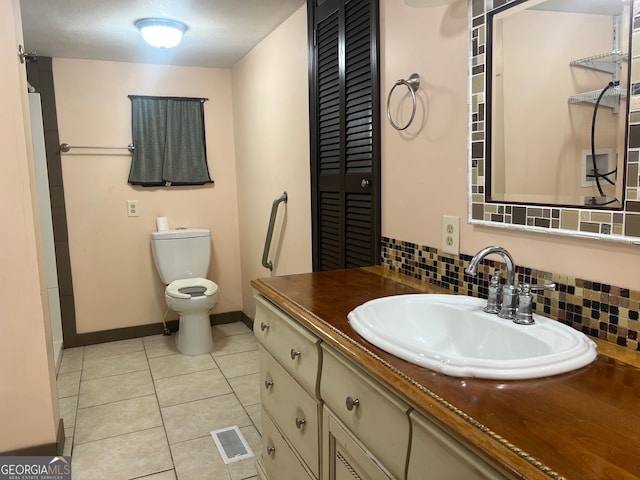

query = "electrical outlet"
[[442, 215, 459, 255], [127, 200, 139, 217]]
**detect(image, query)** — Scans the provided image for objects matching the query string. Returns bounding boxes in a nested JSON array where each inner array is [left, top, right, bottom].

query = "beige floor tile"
[[57, 371, 81, 398], [71, 426, 172, 480], [228, 374, 261, 407], [212, 333, 258, 357], [81, 350, 149, 380], [155, 369, 232, 408], [215, 350, 260, 379], [162, 394, 251, 445], [58, 396, 78, 432], [83, 338, 144, 360], [58, 347, 84, 374], [149, 353, 216, 380], [75, 394, 162, 444], [171, 435, 230, 480], [212, 322, 252, 337], [144, 335, 179, 358], [244, 404, 262, 435], [78, 370, 155, 408]]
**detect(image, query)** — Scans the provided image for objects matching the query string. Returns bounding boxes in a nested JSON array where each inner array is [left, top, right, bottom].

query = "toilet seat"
[[166, 278, 218, 299]]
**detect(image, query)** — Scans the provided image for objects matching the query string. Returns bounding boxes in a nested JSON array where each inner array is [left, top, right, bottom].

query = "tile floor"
[[57, 322, 263, 480]]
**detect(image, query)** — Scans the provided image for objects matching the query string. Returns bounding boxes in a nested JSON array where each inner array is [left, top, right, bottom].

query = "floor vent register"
[[211, 426, 255, 464]]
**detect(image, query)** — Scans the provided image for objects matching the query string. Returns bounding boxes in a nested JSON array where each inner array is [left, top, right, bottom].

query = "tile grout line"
[[143, 337, 178, 478]]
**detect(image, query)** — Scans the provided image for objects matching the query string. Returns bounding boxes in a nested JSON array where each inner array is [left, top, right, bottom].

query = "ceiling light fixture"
[[135, 18, 187, 49]]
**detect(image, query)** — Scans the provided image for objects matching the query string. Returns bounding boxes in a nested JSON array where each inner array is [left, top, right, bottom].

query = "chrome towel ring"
[[386, 73, 420, 131]]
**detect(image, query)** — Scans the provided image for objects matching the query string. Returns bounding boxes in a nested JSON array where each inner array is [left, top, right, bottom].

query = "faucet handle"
[[528, 282, 556, 293], [514, 284, 535, 325], [483, 269, 502, 314], [513, 283, 556, 325]]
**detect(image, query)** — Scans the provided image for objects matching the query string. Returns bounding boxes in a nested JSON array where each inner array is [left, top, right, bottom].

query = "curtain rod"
[[128, 95, 209, 102]]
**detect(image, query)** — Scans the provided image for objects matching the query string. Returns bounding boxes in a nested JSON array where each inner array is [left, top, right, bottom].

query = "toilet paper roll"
[[156, 217, 169, 232]]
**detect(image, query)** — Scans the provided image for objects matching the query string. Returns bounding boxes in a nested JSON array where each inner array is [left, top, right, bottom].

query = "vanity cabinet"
[[255, 293, 513, 480]]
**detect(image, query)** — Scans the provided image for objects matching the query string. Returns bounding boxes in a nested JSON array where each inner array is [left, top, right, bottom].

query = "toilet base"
[[176, 312, 214, 355]]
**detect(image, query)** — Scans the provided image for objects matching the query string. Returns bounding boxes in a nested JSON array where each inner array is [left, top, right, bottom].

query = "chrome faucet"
[[465, 245, 518, 320], [466, 245, 556, 324]]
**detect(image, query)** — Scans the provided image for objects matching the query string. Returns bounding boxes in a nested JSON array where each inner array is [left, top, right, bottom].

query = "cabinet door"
[[408, 411, 513, 480], [323, 406, 394, 480]]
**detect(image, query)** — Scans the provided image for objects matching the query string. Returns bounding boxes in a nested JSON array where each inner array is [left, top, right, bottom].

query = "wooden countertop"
[[251, 268, 640, 480]]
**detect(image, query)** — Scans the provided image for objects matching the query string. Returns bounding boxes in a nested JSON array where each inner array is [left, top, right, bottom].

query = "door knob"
[[361, 178, 370, 188]]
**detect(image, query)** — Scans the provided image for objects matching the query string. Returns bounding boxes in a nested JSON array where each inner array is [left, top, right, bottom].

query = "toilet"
[[150, 228, 219, 355]]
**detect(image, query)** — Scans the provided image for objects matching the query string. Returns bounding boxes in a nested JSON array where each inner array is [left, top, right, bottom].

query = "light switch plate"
[[442, 215, 459, 255]]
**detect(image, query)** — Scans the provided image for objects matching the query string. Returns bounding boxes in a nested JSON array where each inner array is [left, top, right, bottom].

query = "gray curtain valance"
[[128, 95, 212, 186]]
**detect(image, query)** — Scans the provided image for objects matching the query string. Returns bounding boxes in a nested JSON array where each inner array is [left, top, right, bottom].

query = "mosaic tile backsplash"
[[381, 237, 640, 352]]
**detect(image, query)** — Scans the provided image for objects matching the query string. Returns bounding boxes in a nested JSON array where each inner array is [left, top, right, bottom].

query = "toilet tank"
[[150, 228, 211, 284]]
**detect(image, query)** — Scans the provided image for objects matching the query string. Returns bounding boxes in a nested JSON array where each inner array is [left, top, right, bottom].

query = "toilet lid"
[[166, 278, 219, 299]]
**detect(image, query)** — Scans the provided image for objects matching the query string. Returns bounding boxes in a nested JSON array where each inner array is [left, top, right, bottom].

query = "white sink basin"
[[348, 294, 597, 380]]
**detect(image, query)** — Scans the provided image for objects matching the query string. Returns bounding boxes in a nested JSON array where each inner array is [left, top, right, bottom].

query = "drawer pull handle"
[[346, 396, 360, 411], [264, 379, 274, 389], [260, 322, 270, 331], [290, 349, 301, 360], [295, 417, 306, 429], [267, 445, 276, 456]]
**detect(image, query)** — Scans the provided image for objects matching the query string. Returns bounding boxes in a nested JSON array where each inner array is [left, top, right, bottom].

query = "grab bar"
[[262, 191, 288, 271], [59, 143, 135, 153]]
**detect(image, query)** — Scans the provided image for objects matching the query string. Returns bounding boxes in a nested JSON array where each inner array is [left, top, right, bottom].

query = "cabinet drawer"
[[320, 345, 409, 479], [260, 407, 315, 480], [254, 295, 321, 398], [408, 411, 513, 480], [260, 346, 320, 477]]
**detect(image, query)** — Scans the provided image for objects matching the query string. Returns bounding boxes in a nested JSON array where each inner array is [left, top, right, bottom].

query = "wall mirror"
[[469, 0, 640, 243]]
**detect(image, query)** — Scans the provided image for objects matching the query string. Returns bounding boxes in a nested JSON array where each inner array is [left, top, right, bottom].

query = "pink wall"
[[381, 0, 640, 291], [232, 6, 313, 318], [53, 59, 243, 333], [0, 0, 59, 452]]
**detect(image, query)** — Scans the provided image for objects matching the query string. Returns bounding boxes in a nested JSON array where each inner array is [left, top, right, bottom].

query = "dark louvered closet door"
[[309, 0, 380, 271]]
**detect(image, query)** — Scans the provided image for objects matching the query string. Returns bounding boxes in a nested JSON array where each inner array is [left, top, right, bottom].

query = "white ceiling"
[[20, 0, 306, 69]]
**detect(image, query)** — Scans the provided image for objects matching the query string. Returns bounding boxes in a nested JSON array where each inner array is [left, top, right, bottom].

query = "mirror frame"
[[468, 0, 640, 245]]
